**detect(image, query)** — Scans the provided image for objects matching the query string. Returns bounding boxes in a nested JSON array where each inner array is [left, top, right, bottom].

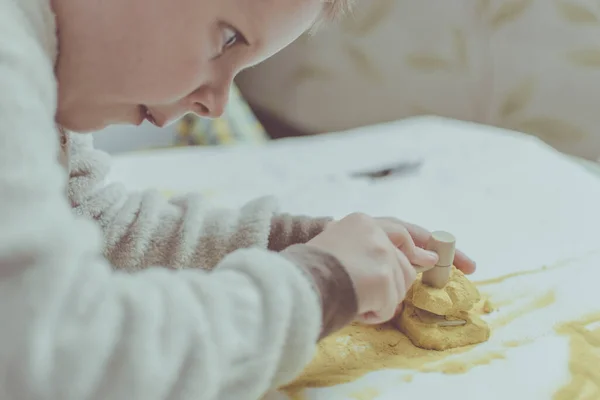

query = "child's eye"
[[221, 26, 239, 51]]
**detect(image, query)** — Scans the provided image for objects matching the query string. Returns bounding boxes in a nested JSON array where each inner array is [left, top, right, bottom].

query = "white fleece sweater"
[[0, 1, 357, 399], [66, 133, 332, 271]]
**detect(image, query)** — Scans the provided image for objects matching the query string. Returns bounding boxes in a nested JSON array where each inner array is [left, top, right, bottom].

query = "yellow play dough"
[[408, 268, 480, 316], [282, 270, 494, 398], [281, 322, 471, 398], [398, 303, 490, 351], [282, 282, 555, 400], [396, 267, 490, 351]]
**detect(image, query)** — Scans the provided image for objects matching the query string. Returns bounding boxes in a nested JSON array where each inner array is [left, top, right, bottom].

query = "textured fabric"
[[237, 0, 600, 160], [68, 133, 332, 270], [174, 84, 268, 146], [0, 1, 355, 399], [282, 245, 358, 340], [68, 133, 275, 270], [269, 214, 333, 252]]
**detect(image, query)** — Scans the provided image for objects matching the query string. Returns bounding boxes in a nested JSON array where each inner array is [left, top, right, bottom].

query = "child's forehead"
[[235, 0, 319, 17], [234, 0, 323, 41]]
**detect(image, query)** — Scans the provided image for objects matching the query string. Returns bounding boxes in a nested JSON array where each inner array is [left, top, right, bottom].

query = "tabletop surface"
[[108, 116, 600, 399]]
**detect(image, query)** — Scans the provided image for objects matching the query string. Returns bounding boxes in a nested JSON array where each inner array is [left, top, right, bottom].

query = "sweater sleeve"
[[0, 3, 340, 399], [67, 134, 275, 271], [68, 134, 332, 271]]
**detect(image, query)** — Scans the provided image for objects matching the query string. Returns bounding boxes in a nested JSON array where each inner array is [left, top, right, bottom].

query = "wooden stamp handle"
[[422, 231, 456, 288]]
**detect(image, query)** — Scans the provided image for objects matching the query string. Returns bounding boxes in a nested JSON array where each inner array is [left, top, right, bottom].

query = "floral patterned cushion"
[[237, 0, 600, 160]]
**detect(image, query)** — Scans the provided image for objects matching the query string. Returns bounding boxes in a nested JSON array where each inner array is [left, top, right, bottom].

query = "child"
[[0, 0, 476, 399]]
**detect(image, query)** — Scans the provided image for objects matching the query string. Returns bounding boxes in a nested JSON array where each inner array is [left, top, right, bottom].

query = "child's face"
[[53, 0, 323, 132]]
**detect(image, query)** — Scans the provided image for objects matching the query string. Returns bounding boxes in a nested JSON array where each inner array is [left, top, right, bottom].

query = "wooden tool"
[[422, 231, 456, 288], [412, 231, 465, 327]]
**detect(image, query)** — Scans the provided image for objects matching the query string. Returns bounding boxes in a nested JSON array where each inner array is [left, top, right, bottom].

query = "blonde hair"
[[310, 0, 354, 33], [321, 0, 354, 21]]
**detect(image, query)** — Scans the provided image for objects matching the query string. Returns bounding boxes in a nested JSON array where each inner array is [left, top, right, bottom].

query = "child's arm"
[[68, 134, 331, 271]]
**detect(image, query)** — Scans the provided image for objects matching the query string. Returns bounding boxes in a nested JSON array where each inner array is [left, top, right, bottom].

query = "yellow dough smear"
[[283, 267, 559, 400], [397, 268, 490, 351], [347, 387, 380, 400], [554, 313, 600, 399], [282, 321, 470, 398]]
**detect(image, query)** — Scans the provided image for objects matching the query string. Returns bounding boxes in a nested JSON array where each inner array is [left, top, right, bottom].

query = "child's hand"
[[324, 216, 476, 275], [307, 213, 438, 325], [373, 217, 476, 275]]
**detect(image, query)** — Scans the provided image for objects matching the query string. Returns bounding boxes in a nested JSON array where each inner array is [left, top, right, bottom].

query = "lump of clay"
[[395, 267, 490, 351], [398, 303, 490, 351], [407, 268, 480, 317]]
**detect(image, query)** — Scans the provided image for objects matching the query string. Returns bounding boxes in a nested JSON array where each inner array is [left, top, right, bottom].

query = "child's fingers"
[[377, 217, 477, 275], [396, 248, 417, 291], [376, 219, 438, 267], [394, 219, 431, 248], [453, 250, 476, 274]]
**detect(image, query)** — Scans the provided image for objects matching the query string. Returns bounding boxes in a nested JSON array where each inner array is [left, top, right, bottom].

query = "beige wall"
[[237, 0, 600, 160]]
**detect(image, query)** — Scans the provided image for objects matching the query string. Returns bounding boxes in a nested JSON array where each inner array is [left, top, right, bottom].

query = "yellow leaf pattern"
[[556, 1, 598, 23], [491, 0, 534, 30], [410, 105, 437, 116], [568, 49, 600, 67], [500, 78, 535, 119], [341, 0, 396, 36], [345, 44, 381, 82], [406, 28, 469, 73], [286, 65, 334, 89], [453, 29, 468, 69], [405, 54, 451, 72], [515, 118, 586, 143], [476, 0, 492, 16], [271, 0, 592, 156]]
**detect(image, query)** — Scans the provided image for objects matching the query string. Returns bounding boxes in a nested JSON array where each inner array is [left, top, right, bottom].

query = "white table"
[[108, 116, 600, 399]]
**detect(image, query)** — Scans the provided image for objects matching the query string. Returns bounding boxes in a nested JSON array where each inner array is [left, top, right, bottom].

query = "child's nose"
[[190, 85, 230, 119]]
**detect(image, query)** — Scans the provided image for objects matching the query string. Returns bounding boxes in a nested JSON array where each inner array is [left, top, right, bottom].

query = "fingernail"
[[425, 250, 439, 261]]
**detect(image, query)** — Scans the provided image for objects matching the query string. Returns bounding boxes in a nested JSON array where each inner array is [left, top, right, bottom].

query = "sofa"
[[236, 0, 600, 160]]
